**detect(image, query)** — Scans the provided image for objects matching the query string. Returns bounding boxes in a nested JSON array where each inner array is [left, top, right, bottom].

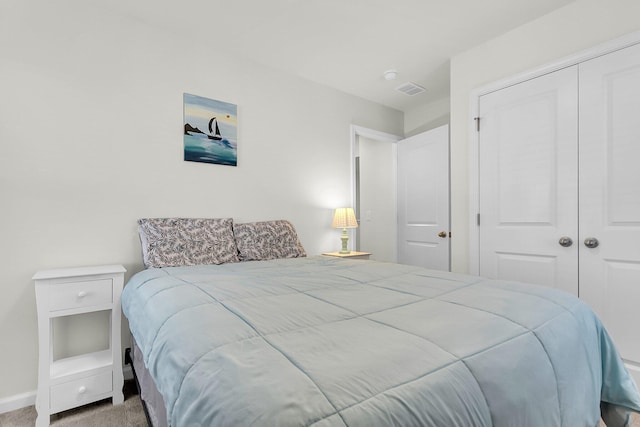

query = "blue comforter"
[[121, 257, 640, 426]]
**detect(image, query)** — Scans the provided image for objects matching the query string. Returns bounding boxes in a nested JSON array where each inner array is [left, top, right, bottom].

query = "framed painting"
[[183, 93, 237, 166]]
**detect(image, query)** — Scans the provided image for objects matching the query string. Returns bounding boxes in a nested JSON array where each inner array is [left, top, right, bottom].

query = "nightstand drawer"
[[49, 279, 113, 312], [50, 371, 112, 413]]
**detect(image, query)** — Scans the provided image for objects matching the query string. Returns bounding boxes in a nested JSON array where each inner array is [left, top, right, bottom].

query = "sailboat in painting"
[[208, 117, 222, 141]]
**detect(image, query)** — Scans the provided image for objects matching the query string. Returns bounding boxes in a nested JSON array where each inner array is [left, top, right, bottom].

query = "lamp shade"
[[332, 208, 358, 229]]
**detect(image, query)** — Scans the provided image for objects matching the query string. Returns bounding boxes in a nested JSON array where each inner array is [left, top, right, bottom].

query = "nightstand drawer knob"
[[77, 291, 88, 298], [78, 386, 87, 394]]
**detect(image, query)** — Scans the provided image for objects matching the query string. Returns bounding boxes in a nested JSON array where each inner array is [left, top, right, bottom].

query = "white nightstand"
[[322, 251, 371, 260], [33, 265, 126, 427]]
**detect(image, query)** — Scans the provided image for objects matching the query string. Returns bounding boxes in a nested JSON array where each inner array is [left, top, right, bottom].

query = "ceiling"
[[99, 0, 575, 112]]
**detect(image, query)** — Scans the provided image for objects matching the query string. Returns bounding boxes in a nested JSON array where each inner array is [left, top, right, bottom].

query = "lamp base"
[[339, 228, 350, 254]]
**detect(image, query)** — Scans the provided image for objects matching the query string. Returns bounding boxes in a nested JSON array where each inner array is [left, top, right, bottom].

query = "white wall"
[[0, 2, 403, 400], [358, 136, 397, 262], [404, 97, 450, 138], [449, 0, 640, 273]]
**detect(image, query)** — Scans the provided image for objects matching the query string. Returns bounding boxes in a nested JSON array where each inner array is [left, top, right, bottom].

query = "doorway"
[[350, 125, 450, 270], [351, 126, 400, 262]]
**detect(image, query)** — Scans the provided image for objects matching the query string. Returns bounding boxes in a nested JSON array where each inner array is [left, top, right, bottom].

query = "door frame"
[[468, 30, 640, 276], [350, 125, 401, 255]]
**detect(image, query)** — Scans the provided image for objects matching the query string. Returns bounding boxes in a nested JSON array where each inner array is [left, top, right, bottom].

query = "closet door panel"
[[579, 42, 640, 377], [478, 66, 579, 296]]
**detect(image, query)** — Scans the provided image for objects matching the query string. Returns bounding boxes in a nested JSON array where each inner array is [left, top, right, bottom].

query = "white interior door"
[[578, 43, 640, 385], [478, 66, 579, 296], [397, 125, 450, 270]]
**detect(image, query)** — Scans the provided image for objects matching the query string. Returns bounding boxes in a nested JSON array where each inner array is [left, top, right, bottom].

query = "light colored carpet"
[[0, 380, 146, 427]]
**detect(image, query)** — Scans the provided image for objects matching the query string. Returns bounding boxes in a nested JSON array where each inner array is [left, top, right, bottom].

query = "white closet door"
[[579, 43, 640, 383], [478, 66, 579, 295]]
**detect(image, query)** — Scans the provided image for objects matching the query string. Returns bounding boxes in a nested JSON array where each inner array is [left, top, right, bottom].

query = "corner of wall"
[[403, 97, 451, 137]]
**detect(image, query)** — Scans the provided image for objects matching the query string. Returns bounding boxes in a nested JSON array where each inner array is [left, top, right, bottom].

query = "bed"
[[122, 218, 640, 427]]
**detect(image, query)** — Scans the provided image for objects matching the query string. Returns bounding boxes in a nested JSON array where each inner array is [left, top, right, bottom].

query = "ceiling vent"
[[395, 82, 426, 96]]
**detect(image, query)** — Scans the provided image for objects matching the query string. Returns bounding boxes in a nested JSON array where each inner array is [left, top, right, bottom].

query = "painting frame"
[[183, 93, 238, 167]]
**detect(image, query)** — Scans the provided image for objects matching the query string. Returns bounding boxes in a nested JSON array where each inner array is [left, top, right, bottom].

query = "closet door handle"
[[584, 237, 599, 248], [558, 237, 573, 247]]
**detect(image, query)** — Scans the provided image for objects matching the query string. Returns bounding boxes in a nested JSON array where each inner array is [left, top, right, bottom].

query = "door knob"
[[558, 236, 573, 247], [438, 231, 447, 238], [584, 237, 599, 248]]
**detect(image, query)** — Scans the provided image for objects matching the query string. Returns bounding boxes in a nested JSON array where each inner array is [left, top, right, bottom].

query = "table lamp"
[[332, 207, 358, 254]]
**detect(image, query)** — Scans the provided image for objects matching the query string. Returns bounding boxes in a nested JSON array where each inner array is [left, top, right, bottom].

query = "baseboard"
[[0, 390, 36, 414], [0, 366, 133, 415]]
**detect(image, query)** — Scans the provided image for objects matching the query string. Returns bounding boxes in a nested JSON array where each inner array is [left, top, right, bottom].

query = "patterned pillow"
[[233, 220, 306, 261], [138, 218, 239, 268]]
